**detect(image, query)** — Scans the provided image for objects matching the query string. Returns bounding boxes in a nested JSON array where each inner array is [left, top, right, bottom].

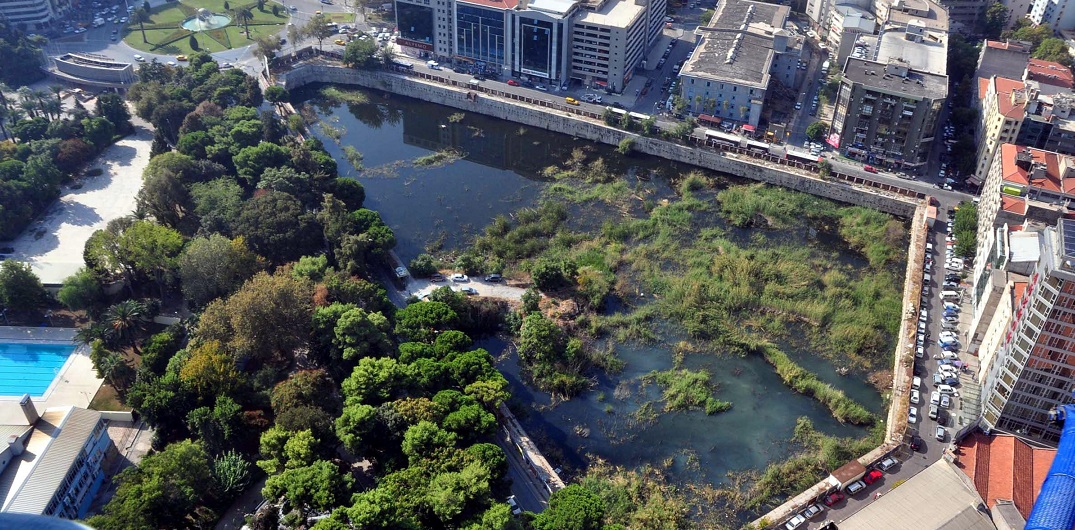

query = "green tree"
[[213, 450, 252, 498], [140, 328, 184, 377], [179, 234, 267, 307], [186, 395, 243, 455], [343, 39, 380, 69], [335, 402, 377, 455], [805, 121, 828, 141], [233, 141, 290, 185], [90, 340, 137, 395], [393, 301, 459, 343], [616, 137, 635, 155], [304, 14, 335, 51], [534, 485, 606, 530], [262, 460, 354, 518], [190, 178, 244, 235], [264, 85, 289, 103], [96, 93, 132, 134], [137, 166, 196, 233], [334, 307, 392, 361], [341, 357, 404, 405], [103, 299, 149, 353], [271, 369, 340, 419], [233, 191, 321, 264], [0, 260, 46, 311], [1034, 38, 1074, 66], [179, 340, 240, 399], [1009, 23, 1053, 48], [984, 2, 1010, 39], [87, 440, 213, 530], [129, 7, 151, 43], [401, 420, 456, 465], [81, 116, 116, 150], [57, 267, 103, 312]]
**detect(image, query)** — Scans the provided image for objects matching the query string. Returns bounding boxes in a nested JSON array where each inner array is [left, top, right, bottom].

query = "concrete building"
[[975, 40, 1032, 101], [829, 57, 947, 171], [1017, 89, 1075, 156], [828, 3, 876, 66], [936, 0, 986, 31], [513, 0, 578, 84], [49, 53, 136, 88], [678, 0, 800, 126], [974, 76, 1029, 185], [570, 0, 647, 91], [0, 399, 111, 519], [1030, 0, 1075, 30], [978, 217, 1075, 446], [0, 0, 69, 30], [395, 0, 663, 87], [1025, 57, 1075, 89], [1004, 0, 1035, 27], [883, 0, 950, 32]]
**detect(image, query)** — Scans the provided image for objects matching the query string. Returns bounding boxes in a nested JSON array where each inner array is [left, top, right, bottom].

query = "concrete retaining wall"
[[282, 64, 920, 217], [99, 410, 134, 422]]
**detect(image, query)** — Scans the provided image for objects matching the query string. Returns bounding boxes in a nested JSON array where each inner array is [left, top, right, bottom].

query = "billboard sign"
[[826, 132, 841, 149], [396, 37, 433, 51]]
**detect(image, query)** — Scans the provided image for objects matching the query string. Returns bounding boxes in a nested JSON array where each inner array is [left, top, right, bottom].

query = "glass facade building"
[[456, 4, 506, 65], [519, 17, 555, 77]]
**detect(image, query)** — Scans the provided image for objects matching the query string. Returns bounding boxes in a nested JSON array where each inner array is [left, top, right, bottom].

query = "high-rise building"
[[829, 57, 946, 171], [570, 0, 648, 91], [974, 76, 1029, 185], [979, 218, 1075, 446], [1030, 0, 1075, 31]]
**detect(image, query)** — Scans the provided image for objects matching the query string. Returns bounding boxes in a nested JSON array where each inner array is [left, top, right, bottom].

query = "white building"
[[0, 0, 69, 30], [571, 0, 648, 91], [828, 3, 876, 66], [1030, 0, 1075, 31], [0, 399, 111, 519]]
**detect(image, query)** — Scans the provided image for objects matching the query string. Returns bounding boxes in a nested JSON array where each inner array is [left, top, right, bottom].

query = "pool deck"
[[0, 327, 103, 425]]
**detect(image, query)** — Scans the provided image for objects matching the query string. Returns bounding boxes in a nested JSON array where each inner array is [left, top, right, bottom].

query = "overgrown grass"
[[413, 149, 463, 168], [342, 146, 363, 170], [318, 86, 371, 105], [641, 368, 733, 415], [755, 343, 875, 425]]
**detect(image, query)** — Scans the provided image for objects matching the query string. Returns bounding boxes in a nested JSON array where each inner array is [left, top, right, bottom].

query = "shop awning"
[[742, 124, 756, 132]]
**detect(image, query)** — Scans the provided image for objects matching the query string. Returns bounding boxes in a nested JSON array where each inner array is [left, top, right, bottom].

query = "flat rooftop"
[[681, 27, 774, 87], [577, 0, 644, 27], [886, 0, 949, 31], [844, 57, 948, 100], [525, 0, 576, 15], [876, 27, 947, 75]]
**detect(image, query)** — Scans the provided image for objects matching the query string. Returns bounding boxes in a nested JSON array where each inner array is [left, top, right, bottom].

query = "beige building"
[[678, 0, 800, 127], [570, 0, 648, 91], [974, 76, 1029, 185]]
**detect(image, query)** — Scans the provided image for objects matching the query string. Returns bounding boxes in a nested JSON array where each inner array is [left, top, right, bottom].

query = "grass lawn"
[[123, 0, 288, 54], [89, 384, 129, 412]]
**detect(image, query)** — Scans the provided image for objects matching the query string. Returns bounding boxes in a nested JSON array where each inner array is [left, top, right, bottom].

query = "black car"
[[611, 102, 625, 109], [910, 436, 924, 451], [484, 274, 503, 283]]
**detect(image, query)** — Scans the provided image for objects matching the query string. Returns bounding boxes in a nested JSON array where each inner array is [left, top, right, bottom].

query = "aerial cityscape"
[[0, 0, 1074, 525]]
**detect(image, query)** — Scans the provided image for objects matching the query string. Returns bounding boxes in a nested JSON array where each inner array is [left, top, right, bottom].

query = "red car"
[[863, 165, 878, 173], [822, 491, 845, 506], [507, 79, 521, 86], [863, 469, 883, 485]]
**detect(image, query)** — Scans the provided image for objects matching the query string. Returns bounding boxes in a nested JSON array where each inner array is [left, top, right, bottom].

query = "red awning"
[[742, 124, 756, 132], [595, 80, 608, 86]]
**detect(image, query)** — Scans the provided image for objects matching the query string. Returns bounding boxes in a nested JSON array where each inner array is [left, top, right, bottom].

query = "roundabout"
[[123, 0, 288, 55]]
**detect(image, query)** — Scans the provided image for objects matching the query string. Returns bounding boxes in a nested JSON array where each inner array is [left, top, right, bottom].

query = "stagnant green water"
[[299, 86, 890, 490]]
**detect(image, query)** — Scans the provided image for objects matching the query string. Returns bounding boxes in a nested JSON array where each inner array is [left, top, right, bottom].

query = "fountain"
[[181, 7, 231, 31]]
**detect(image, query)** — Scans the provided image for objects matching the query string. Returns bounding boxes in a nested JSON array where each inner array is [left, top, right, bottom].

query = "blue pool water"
[[0, 342, 76, 397]]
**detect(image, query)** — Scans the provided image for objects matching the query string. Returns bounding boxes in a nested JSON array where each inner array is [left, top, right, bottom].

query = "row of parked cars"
[[782, 456, 900, 529]]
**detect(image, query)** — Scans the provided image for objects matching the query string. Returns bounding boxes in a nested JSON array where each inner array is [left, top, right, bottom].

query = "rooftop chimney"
[[19, 395, 38, 425], [7, 434, 24, 456]]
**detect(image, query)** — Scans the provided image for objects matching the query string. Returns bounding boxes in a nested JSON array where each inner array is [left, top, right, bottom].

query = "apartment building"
[[0, 0, 70, 30], [0, 401, 111, 519], [1030, 0, 1075, 30], [974, 76, 1029, 185], [829, 57, 946, 171], [936, 0, 986, 31], [828, 3, 876, 66], [979, 217, 1075, 446], [678, 0, 800, 126], [975, 40, 1032, 101], [570, 0, 647, 91]]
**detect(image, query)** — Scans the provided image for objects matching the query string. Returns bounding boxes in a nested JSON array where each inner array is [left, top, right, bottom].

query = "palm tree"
[[17, 87, 36, 118], [49, 85, 63, 104], [233, 8, 252, 39], [42, 98, 62, 120], [130, 7, 151, 44], [104, 300, 149, 354], [74, 321, 112, 347], [33, 89, 50, 118]]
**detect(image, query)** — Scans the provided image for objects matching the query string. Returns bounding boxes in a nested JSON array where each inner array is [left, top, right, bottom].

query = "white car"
[[912, 376, 921, 389], [133, 54, 144, 61], [459, 286, 478, 295], [450, 273, 469, 282], [534, 84, 548, 91], [908, 406, 918, 424], [784, 514, 807, 530], [930, 391, 940, 405], [910, 389, 920, 404]]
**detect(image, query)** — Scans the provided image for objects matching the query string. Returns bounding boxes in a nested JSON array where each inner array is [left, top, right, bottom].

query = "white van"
[[937, 384, 955, 395], [426, 60, 440, 69], [926, 243, 934, 252], [942, 290, 960, 300]]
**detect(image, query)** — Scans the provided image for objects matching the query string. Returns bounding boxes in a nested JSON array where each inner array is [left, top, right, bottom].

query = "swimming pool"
[[0, 342, 76, 398]]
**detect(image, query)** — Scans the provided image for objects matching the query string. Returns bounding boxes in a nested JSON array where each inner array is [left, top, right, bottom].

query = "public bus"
[[704, 129, 740, 147], [745, 139, 771, 153], [786, 149, 822, 165]]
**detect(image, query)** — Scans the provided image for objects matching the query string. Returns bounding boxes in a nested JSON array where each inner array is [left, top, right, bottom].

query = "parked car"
[[802, 504, 823, 519], [459, 286, 478, 295], [450, 273, 469, 282], [863, 469, 883, 485], [507, 495, 522, 515], [863, 165, 877, 173], [908, 406, 918, 424], [485, 273, 503, 282], [936, 427, 947, 441], [929, 404, 939, 420], [941, 394, 951, 408], [507, 79, 521, 86], [845, 480, 867, 495], [910, 435, 924, 451], [785, 514, 806, 530], [877, 456, 898, 471], [912, 376, 921, 389], [822, 491, 845, 506], [430, 273, 446, 282], [910, 389, 920, 404]]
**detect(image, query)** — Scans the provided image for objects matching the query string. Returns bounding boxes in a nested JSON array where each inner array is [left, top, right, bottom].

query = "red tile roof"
[[979, 77, 990, 101], [1014, 281, 1028, 306], [987, 40, 1032, 52], [1001, 195, 1027, 216], [999, 143, 1070, 194], [993, 77, 1026, 119], [1026, 58, 1074, 89], [956, 432, 1056, 520]]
